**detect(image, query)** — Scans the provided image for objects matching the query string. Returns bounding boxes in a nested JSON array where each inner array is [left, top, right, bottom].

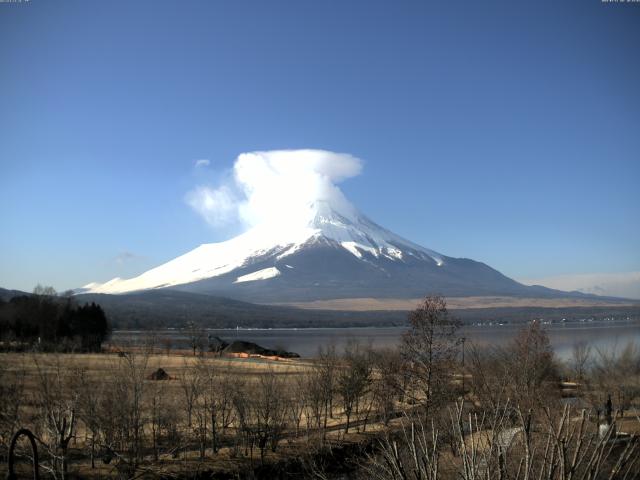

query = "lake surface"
[[111, 320, 640, 361]]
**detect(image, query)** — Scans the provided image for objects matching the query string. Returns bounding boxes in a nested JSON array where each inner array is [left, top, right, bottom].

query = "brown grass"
[[0, 351, 386, 478], [270, 295, 638, 311]]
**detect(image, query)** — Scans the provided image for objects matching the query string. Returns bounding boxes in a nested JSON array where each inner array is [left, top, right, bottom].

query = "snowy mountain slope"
[[83, 198, 574, 302], [83, 199, 444, 293]]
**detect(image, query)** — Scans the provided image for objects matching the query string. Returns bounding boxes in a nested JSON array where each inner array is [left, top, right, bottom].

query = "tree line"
[[0, 285, 110, 352]]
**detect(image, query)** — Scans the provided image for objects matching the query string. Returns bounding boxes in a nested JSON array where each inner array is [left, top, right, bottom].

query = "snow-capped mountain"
[[83, 199, 562, 302]]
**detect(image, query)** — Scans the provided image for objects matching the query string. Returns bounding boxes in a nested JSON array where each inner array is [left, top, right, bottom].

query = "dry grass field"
[[1, 314, 639, 479], [0, 349, 400, 479], [275, 295, 639, 311]]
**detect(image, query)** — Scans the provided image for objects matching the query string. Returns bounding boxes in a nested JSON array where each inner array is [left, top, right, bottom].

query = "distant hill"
[[3, 287, 638, 329], [76, 290, 640, 329], [0, 287, 29, 302], [74, 290, 407, 328]]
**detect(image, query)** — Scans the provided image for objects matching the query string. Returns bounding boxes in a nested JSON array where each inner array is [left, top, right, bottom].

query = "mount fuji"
[[82, 196, 572, 304]]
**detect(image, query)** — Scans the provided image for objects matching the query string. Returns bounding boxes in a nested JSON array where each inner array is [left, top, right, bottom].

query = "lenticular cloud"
[[186, 149, 363, 229]]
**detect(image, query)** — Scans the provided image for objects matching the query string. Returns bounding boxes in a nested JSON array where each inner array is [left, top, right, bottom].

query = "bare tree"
[[337, 340, 372, 433], [192, 358, 236, 460], [77, 368, 104, 469], [193, 379, 209, 460], [100, 351, 150, 477], [303, 368, 325, 441], [465, 343, 511, 411], [371, 348, 403, 426], [185, 321, 206, 356], [254, 367, 288, 462], [287, 370, 307, 438], [230, 376, 258, 461], [33, 284, 58, 298], [161, 337, 173, 355], [315, 345, 338, 441], [148, 380, 172, 462], [33, 355, 80, 480], [401, 295, 461, 415], [591, 341, 640, 419], [366, 400, 640, 480], [178, 359, 202, 428], [570, 341, 592, 382], [505, 321, 559, 410]]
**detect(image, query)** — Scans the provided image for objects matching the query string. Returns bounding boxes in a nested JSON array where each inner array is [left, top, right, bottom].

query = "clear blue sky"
[[1, 0, 639, 292]]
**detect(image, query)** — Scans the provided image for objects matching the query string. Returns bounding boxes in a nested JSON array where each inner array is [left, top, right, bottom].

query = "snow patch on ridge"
[[234, 267, 281, 283], [385, 248, 403, 260], [341, 242, 362, 258]]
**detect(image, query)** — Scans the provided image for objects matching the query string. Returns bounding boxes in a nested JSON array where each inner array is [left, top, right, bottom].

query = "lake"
[[111, 319, 640, 361]]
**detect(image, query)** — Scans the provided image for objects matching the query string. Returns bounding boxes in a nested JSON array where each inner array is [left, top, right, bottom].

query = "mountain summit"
[[83, 196, 569, 302]]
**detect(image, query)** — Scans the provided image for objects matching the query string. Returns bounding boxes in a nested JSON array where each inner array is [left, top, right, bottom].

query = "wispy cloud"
[[194, 159, 210, 168], [113, 251, 142, 265], [519, 271, 640, 299]]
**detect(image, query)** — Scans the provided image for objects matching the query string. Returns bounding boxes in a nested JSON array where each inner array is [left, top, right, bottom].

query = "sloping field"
[[275, 295, 638, 311]]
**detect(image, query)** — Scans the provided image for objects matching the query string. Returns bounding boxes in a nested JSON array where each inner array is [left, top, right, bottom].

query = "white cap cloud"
[[185, 184, 237, 227], [185, 149, 363, 229]]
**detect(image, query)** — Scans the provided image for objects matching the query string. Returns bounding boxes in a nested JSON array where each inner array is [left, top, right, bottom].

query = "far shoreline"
[[111, 316, 640, 332]]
